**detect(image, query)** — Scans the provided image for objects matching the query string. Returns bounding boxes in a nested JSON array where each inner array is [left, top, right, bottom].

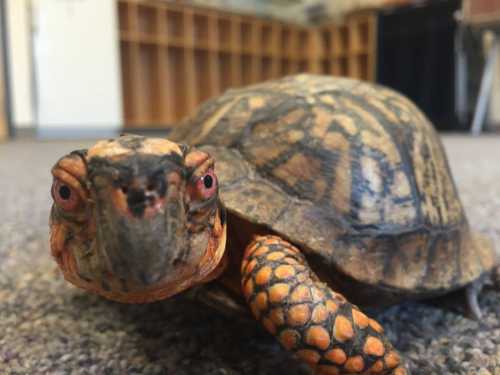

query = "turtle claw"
[[466, 281, 483, 321]]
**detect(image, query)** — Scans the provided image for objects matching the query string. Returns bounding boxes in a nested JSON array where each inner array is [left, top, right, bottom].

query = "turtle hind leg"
[[464, 270, 496, 322], [241, 234, 411, 375]]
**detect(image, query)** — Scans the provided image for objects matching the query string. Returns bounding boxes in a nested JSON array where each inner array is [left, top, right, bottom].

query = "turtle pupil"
[[203, 175, 213, 189], [59, 185, 71, 200]]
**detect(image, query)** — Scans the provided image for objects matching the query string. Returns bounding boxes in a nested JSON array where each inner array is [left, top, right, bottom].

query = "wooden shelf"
[[318, 12, 377, 81], [117, 0, 377, 128], [217, 16, 232, 50], [218, 51, 232, 92], [137, 4, 157, 36], [166, 9, 184, 43], [240, 19, 255, 54]]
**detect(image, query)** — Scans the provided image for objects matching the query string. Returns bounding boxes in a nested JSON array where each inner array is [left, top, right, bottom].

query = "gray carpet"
[[0, 135, 499, 375]]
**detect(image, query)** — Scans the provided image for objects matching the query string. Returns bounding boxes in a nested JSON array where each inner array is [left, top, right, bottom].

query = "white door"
[[32, 0, 123, 138]]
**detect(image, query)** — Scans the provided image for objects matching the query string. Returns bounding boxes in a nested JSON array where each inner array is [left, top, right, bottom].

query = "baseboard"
[[13, 127, 36, 139], [36, 127, 121, 140], [11, 126, 176, 140]]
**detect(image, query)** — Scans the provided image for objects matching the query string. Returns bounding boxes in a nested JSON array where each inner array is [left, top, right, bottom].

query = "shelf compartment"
[[137, 44, 161, 124], [167, 46, 187, 122], [261, 22, 274, 54], [156, 47, 171, 123], [348, 20, 363, 54], [241, 20, 255, 53], [166, 9, 184, 43], [218, 52, 233, 92], [241, 54, 254, 85], [298, 60, 309, 73], [338, 56, 349, 76], [348, 55, 362, 79], [359, 20, 371, 50], [321, 59, 332, 75], [261, 57, 274, 80], [280, 58, 291, 76], [193, 13, 209, 47], [333, 25, 350, 56], [217, 17, 232, 50], [120, 41, 135, 124], [118, 1, 130, 32], [288, 29, 300, 58], [298, 30, 309, 55], [321, 28, 332, 57], [281, 27, 291, 54], [358, 53, 369, 81], [194, 49, 212, 103], [137, 4, 157, 36]]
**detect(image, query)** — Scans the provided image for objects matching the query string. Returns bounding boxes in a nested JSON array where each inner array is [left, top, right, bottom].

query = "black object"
[[377, 0, 461, 130]]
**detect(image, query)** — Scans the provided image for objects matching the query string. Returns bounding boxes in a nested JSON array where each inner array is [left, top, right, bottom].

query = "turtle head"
[[49, 135, 227, 303]]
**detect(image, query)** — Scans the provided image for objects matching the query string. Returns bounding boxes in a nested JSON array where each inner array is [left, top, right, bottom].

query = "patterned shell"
[[171, 75, 496, 298]]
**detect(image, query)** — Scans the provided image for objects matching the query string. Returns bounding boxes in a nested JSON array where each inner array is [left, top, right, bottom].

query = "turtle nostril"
[[127, 189, 146, 206], [126, 189, 148, 217], [146, 183, 155, 191], [121, 186, 128, 195]]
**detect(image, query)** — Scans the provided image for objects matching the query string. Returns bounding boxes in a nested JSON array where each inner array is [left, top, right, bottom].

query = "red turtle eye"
[[51, 179, 82, 211], [196, 169, 217, 199]]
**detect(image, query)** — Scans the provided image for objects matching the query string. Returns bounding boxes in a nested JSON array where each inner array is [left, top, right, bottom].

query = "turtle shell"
[[171, 74, 496, 301]]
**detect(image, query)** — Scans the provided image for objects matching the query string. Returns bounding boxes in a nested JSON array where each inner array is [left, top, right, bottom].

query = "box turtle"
[[50, 75, 497, 375]]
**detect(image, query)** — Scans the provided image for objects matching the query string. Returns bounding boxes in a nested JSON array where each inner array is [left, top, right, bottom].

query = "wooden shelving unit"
[[314, 12, 377, 81], [118, 0, 377, 128], [0, 21, 7, 141]]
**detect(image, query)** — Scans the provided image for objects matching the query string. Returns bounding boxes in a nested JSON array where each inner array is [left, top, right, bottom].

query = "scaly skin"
[[49, 136, 227, 303], [241, 235, 409, 375]]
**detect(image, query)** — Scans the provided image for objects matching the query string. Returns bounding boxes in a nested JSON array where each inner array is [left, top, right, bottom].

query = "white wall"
[[5, 0, 34, 128], [33, 0, 123, 137]]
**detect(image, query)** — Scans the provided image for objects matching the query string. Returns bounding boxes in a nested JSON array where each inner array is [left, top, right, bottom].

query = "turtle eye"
[[195, 169, 217, 199], [51, 179, 82, 211]]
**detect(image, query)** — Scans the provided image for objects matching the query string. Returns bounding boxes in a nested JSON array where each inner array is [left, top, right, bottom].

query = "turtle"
[[49, 75, 497, 375]]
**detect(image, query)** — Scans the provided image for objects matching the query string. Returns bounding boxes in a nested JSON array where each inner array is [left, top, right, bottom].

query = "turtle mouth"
[[74, 201, 227, 303], [86, 175, 226, 302]]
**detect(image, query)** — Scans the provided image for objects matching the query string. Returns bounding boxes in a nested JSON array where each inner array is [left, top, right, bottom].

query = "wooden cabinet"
[[0, 18, 7, 141], [312, 12, 377, 81], [463, 0, 500, 25], [118, 0, 377, 128]]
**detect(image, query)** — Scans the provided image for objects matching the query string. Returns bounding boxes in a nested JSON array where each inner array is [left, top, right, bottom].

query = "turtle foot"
[[465, 278, 486, 321]]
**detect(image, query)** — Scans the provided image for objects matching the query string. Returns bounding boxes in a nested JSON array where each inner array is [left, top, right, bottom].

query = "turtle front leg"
[[241, 235, 409, 375]]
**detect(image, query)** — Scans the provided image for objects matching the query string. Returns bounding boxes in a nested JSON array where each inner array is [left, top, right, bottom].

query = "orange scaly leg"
[[241, 235, 410, 375]]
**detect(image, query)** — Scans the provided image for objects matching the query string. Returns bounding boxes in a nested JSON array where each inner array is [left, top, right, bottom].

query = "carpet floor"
[[1, 135, 499, 375]]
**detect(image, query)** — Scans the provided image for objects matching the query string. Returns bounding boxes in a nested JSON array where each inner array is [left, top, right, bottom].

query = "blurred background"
[[0, 0, 500, 141]]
